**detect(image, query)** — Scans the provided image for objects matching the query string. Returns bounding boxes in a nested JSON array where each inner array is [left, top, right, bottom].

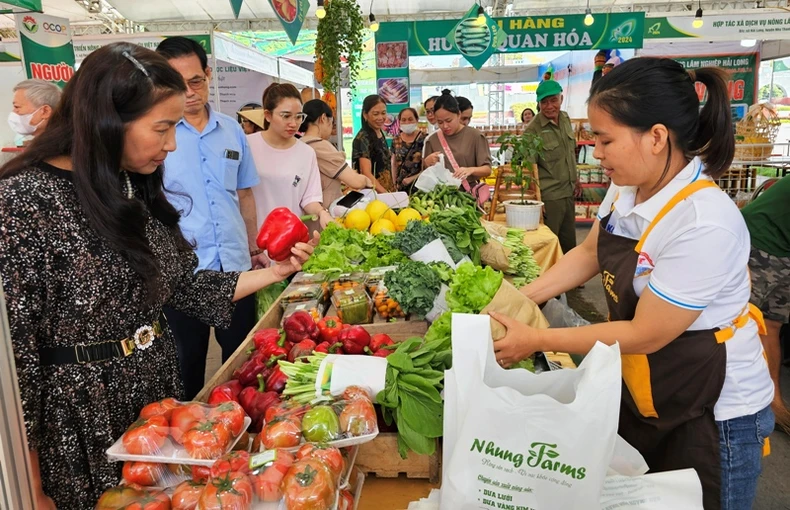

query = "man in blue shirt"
[[157, 37, 265, 399]]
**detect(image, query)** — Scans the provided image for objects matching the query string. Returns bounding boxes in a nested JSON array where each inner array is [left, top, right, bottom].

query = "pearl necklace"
[[123, 171, 133, 199]]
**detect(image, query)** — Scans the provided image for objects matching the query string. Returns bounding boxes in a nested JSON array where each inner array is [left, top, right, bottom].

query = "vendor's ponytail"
[[690, 67, 734, 178], [589, 57, 734, 180]]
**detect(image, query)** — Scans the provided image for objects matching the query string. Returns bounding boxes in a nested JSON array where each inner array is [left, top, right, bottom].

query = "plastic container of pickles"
[[280, 282, 326, 307], [331, 287, 372, 325], [328, 273, 367, 295], [291, 272, 330, 300]]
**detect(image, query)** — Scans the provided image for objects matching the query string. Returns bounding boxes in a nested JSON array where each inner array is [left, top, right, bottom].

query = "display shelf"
[[580, 182, 607, 188], [577, 140, 595, 146], [575, 217, 595, 224]]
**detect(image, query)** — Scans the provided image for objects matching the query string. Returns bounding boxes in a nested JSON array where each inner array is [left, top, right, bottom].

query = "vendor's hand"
[[271, 232, 319, 281], [489, 311, 541, 368], [574, 180, 583, 199], [251, 252, 270, 270], [424, 152, 442, 167], [454, 167, 472, 180], [318, 210, 333, 229]]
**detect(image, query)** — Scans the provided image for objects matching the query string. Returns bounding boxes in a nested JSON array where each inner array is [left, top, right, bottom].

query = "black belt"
[[39, 317, 165, 366]]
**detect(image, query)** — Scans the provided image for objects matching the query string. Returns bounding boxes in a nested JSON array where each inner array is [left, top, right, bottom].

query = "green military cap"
[[536, 80, 563, 102]]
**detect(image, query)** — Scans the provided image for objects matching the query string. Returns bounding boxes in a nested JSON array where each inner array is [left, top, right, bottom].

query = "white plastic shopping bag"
[[601, 469, 704, 509], [441, 314, 624, 510], [415, 161, 463, 192]]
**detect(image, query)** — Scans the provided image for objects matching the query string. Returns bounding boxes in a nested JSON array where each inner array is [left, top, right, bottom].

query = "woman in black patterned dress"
[[0, 43, 315, 509]]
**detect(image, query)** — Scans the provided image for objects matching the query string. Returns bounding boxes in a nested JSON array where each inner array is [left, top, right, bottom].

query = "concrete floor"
[[573, 225, 790, 510], [203, 227, 790, 508]]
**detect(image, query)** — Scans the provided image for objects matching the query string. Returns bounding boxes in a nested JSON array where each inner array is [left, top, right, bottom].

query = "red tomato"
[[182, 420, 232, 460], [139, 397, 181, 421], [122, 415, 169, 455], [95, 484, 171, 510], [249, 449, 294, 502], [197, 471, 253, 510], [208, 401, 246, 437], [168, 463, 192, 477], [341, 386, 371, 402], [339, 489, 355, 510], [339, 398, 377, 437], [171, 480, 205, 510], [170, 403, 207, 445], [264, 400, 309, 424], [296, 444, 345, 484], [261, 418, 302, 449], [210, 450, 250, 479], [282, 459, 335, 510], [191, 465, 211, 484], [121, 461, 163, 486]]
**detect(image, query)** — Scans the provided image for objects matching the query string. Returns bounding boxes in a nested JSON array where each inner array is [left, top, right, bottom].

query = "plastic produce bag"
[[415, 161, 463, 192], [542, 294, 591, 328], [601, 469, 703, 509], [442, 314, 623, 510]]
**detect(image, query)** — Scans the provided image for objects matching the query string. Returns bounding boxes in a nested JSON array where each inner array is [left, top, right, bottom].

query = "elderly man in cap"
[[523, 80, 578, 255]]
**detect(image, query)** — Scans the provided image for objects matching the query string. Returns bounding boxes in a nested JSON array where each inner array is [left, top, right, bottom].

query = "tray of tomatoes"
[[107, 399, 252, 467], [248, 390, 378, 453]]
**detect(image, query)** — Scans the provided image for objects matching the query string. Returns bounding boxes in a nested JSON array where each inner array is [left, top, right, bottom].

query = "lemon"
[[384, 208, 398, 224], [396, 208, 422, 231], [365, 200, 390, 222], [344, 209, 371, 231], [370, 218, 396, 235]]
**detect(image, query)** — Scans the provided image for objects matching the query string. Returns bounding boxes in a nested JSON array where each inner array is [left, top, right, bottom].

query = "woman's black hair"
[[261, 83, 302, 130], [589, 57, 733, 179], [358, 94, 388, 172], [433, 89, 460, 115], [0, 42, 191, 303], [398, 107, 419, 121], [521, 108, 535, 122], [424, 96, 438, 108], [457, 96, 473, 112], [300, 99, 333, 132]]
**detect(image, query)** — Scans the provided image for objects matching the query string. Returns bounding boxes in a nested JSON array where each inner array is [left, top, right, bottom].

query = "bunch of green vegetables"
[[302, 223, 408, 276], [427, 262, 454, 286], [390, 220, 439, 256], [429, 207, 489, 265], [410, 186, 478, 216], [378, 336, 450, 457], [384, 261, 441, 318], [446, 262, 504, 314], [502, 228, 542, 286], [255, 282, 288, 320]]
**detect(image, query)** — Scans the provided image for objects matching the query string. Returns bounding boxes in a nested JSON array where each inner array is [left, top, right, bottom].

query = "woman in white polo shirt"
[[491, 58, 773, 510]]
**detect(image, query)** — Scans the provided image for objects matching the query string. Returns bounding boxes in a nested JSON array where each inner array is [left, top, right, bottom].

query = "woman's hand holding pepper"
[[271, 231, 320, 282], [489, 311, 542, 368]]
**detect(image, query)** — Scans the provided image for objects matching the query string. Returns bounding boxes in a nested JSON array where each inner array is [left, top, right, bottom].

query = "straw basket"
[[734, 103, 781, 162]]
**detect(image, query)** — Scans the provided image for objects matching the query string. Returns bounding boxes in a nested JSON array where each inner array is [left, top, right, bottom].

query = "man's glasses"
[[187, 76, 207, 90]]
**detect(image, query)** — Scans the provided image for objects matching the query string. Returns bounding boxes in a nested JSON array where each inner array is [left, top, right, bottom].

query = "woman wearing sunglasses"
[[247, 83, 333, 239]]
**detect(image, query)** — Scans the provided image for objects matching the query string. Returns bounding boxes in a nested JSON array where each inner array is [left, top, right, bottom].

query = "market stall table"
[[492, 214, 564, 273], [358, 476, 438, 510]]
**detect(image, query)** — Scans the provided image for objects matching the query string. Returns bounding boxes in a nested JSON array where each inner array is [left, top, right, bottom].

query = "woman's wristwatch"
[[250, 249, 263, 256]]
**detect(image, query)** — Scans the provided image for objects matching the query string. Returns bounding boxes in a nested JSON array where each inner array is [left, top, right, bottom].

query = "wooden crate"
[[355, 433, 442, 483], [195, 298, 428, 402]]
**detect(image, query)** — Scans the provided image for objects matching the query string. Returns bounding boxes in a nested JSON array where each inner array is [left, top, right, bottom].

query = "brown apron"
[[597, 180, 766, 510]]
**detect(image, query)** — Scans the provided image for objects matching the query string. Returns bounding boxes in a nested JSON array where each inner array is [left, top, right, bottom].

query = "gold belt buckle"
[[121, 338, 136, 357]]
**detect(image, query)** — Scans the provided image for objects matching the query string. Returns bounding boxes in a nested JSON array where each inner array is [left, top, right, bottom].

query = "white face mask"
[[400, 123, 418, 135], [7, 108, 42, 136]]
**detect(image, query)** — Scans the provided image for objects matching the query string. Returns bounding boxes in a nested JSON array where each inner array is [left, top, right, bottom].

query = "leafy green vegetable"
[[384, 261, 441, 318], [255, 282, 288, 319], [390, 220, 439, 256], [429, 207, 489, 265], [303, 223, 407, 275], [503, 228, 541, 285], [427, 262, 454, 285], [424, 311, 452, 345], [446, 262, 504, 314]]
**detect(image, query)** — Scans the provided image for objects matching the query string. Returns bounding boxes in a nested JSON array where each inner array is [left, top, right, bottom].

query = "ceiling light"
[[584, 8, 594, 26], [741, 39, 757, 47], [692, 5, 704, 28], [476, 4, 486, 25], [369, 13, 379, 32], [316, 0, 326, 19]]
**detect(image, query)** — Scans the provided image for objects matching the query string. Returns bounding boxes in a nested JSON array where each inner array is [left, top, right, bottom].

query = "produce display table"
[[492, 214, 564, 273], [358, 476, 438, 510]]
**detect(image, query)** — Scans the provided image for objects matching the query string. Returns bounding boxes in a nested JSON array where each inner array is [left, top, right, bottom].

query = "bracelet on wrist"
[[250, 249, 263, 256]]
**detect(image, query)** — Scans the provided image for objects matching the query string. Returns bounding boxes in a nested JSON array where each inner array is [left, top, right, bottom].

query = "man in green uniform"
[[524, 80, 578, 254], [742, 175, 790, 433]]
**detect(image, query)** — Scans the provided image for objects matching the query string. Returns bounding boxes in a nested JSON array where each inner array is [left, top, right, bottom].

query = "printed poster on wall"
[[375, 35, 410, 129], [268, 0, 310, 45], [14, 12, 75, 87]]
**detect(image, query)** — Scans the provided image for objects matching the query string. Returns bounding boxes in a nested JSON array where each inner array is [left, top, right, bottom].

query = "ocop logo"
[[43, 21, 67, 34], [21, 16, 38, 34]]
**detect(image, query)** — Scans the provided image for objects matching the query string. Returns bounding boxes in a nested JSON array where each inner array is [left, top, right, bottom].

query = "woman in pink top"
[[247, 83, 332, 237]]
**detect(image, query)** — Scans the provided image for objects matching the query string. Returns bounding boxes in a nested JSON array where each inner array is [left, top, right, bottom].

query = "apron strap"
[[634, 180, 719, 253]]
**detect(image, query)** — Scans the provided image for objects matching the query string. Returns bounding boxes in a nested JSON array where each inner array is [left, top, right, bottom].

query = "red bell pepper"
[[288, 339, 317, 362], [365, 333, 394, 355], [283, 311, 319, 344], [256, 207, 314, 262], [317, 316, 344, 344], [207, 380, 243, 405], [253, 328, 286, 353], [338, 326, 371, 355], [265, 366, 288, 394], [239, 374, 280, 432], [233, 351, 268, 387], [372, 349, 393, 358], [314, 341, 343, 354]]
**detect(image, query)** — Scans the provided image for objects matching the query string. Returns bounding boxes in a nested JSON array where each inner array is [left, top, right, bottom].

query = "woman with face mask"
[[300, 99, 372, 206], [8, 79, 61, 145], [392, 107, 427, 193]]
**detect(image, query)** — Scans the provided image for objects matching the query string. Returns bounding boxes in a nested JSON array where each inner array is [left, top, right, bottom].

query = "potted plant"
[[315, 0, 365, 94], [496, 131, 544, 230]]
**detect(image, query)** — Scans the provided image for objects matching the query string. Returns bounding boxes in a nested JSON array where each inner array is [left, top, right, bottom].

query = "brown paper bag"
[[480, 238, 512, 273], [480, 279, 549, 340]]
